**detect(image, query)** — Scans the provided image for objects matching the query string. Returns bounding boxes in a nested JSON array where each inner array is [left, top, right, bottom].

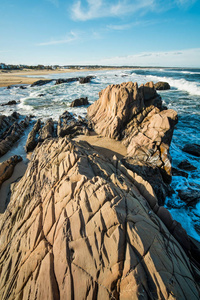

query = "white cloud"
[[37, 31, 78, 46], [99, 48, 200, 67], [71, 0, 156, 21]]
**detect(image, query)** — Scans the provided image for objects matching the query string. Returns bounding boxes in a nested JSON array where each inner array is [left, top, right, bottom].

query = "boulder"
[[154, 81, 170, 90], [0, 137, 199, 299], [177, 159, 197, 171], [0, 155, 22, 187], [172, 167, 188, 178], [79, 76, 94, 84], [178, 188, 200, 206], [70, 97, 89, 107], [182, 143, 200, 157]]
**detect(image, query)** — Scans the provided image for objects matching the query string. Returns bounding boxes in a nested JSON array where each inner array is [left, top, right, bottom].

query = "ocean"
[[0, 67, 200, 241]]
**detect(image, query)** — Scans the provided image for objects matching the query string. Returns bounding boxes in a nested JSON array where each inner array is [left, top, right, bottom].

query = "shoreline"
[[0, 67, 128, 87]]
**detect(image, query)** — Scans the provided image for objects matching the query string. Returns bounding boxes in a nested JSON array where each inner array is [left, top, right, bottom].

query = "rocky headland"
[[0, 81, 199, 299]]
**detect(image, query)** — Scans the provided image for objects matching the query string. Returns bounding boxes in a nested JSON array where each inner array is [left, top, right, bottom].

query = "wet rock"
[[154, 81, 170, 90], [55, 77, 79, 85], [25, 119, 41, 152], [1, 100, 17, 106], [0, 138, 199, 299], [38, 118, 55, 142], [172, 167, 188, 178], [178, 159, 197, 171], [57, 111, 88, 138], [79, 75, 94, 84], [19, 85, 27, 89], [182, 143, 200, 157], [31, 79, 53, 87], [178, 188, 200, 206], [0, 114, 30, 157], [0, 155, 22, 187], [70, 97, 89, 107]]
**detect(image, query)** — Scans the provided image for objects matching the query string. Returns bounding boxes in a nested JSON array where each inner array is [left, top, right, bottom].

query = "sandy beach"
[[0, 67, 120, 87]]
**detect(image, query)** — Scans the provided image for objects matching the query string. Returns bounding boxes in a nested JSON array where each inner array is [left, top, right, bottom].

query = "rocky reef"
[[0, 81, 199, 299]]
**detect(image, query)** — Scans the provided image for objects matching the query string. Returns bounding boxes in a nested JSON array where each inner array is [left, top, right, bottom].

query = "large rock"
[[87, 82, 178, 198], [0, 138, 199, 299], [31, 79, 53, 87], [25, 119, 41, 152]]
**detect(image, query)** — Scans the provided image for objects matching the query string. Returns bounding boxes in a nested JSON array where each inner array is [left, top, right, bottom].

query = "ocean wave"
[[144, 74, 200, 96]]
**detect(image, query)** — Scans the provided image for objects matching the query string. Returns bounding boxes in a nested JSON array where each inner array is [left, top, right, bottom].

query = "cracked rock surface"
[[0, 137, 199, 300]]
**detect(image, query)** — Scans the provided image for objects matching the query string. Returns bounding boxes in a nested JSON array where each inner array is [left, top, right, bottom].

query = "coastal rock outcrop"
[[87, 81, 177, 202], [0, 137, 199, 299], [0, 113, 30, 157], [31, 79, 53, 87]]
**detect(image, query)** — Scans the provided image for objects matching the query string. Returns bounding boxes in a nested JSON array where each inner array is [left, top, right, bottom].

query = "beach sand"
[[0, 67, 119, 87]]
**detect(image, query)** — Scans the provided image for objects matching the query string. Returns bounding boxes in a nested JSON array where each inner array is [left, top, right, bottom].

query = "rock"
[[1, 100, 17, 106], [0, 137, 199, 299], [31, 79, 53, 87], [38, 118, 55, 142], [172, 167, 188, 178], [154, 81, 170, 90], [0, 114, 30, 157], [87, 81, 177, 188], [25, 119, 41, 152], [7, 85, 11, 89], [79, 76, 94, 84], [178, 188, 200, 206], [0, 155, 22, 187], [182, 143, 200, 157], [55, 77, 79, 85], [19, 85, 27, 89], [70, 97, 89, 107], [57, 111, 88, 138], [178, 159, 197, 171]]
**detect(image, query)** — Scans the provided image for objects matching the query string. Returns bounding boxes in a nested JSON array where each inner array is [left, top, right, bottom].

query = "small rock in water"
[[70, 97, 89, 107], [178, 159, 197, 171], [178, 188, 200, 206], [182, 143, 200, 157], [154, 81, 170, 90], [172, 167, 188, 178], [1, 100, 17, 106]]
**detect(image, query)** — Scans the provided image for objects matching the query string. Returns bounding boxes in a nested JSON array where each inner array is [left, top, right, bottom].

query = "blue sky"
[[0, 0, 200, 67]]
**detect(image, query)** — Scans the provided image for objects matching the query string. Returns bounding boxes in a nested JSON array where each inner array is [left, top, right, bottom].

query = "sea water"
[[0, 68, 200, 241]]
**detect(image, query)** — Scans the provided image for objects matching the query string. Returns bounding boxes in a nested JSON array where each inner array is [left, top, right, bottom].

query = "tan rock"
[[0, 138, 199, 299]]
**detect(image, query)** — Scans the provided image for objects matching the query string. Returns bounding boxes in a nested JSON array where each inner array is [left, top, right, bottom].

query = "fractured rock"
[[0, 137, 199, 299], [154, 81, 170, 90]]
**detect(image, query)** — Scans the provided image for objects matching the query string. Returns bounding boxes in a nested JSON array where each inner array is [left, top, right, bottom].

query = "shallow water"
[[0, 67, 200, 241]]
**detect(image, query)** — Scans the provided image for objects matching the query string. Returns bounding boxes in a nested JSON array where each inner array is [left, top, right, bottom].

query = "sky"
[[0, 0, 200, 67]]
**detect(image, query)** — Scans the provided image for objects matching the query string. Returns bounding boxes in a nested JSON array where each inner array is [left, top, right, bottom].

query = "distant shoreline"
[[0, 67, 129, 87]]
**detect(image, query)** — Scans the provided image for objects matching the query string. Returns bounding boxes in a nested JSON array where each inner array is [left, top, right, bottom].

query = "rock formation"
[[182, 143, 200, 157], [0, 113, 30, 157], [87, 82, 177, 203], [0, 138, 199, 299]]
